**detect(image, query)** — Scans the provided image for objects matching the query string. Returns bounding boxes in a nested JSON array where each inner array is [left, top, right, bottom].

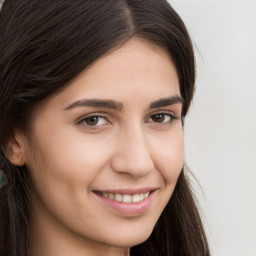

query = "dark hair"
[[0, 0, 210, 255]]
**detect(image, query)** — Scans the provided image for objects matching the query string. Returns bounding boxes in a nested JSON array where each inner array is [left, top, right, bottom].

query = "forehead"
[[37, 38, 180, 112]]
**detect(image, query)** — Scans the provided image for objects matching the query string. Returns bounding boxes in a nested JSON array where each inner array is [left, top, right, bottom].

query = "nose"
[[110, 127, 154, 178]]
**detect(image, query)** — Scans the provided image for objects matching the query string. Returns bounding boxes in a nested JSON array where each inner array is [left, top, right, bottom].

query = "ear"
[[3, 131, 26, 167]]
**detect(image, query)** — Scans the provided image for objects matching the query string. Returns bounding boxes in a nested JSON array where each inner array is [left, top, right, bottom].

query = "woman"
[[0, 0, 210, 255]]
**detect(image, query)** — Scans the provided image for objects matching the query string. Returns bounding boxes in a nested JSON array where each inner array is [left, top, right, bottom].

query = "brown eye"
[[82, 116, 109, 126], [151, 114, 165, 123], [149, 113, 176, 124], [85, 116, 99, 125]]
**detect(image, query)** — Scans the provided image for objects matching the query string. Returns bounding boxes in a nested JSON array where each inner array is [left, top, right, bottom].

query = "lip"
[[95, 187, 156, 195], [93, 188, 156, 216]]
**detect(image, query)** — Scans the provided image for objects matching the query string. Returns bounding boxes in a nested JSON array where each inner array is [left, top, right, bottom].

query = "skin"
[[10, 38, 184, 256]]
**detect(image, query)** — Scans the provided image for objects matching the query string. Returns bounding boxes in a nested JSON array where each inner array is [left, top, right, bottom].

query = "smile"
[[93, 188, 156, 215], [96, 191, 150, 204]]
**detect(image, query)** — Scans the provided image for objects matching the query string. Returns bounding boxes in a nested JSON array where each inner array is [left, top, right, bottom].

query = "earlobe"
[[4, 133, 26, 167]]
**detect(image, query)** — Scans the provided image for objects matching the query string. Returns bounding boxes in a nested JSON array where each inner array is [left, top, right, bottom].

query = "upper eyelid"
[[75, 112, 110, 123], [147, 110, 178, 119]]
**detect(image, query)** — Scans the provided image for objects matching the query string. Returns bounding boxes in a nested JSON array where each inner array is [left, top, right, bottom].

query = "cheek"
[[26, 128, 113, 195], [150, 127, 184, 185], [24, 130, 114, 228]]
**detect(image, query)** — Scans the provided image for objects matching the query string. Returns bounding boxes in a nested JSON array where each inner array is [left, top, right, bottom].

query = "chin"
[[103, 227, 153, 248]]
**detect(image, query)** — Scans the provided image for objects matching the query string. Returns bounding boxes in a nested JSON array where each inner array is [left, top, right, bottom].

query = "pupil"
[[152, 114, 164, 122], [86, 116, 98, 125]]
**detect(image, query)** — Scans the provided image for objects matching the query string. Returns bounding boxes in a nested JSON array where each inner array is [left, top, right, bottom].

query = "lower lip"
[[94, 191, 155, 216]]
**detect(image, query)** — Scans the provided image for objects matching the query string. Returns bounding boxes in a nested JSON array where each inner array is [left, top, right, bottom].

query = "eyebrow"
[[64, 99, 123, 111], [149, 95, 184, 109], [63, 95, 183, 111]]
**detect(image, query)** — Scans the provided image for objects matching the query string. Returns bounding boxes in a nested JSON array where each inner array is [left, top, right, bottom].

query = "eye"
[[148, 113, 177, 124], [79, 115, 110, 127]]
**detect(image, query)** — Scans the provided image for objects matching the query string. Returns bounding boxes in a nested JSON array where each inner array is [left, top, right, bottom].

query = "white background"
[[169, 0, 256, 255]]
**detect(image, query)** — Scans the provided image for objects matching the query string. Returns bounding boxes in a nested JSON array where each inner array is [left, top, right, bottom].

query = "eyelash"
[[77, 112, 179, 129], [148, 112, 178, 125]]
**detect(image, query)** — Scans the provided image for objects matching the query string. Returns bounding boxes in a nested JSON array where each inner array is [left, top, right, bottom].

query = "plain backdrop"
[[169, 0, 256, 255]]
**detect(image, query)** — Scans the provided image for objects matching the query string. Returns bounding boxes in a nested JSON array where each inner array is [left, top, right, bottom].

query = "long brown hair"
[[0, 0, 210, 255]]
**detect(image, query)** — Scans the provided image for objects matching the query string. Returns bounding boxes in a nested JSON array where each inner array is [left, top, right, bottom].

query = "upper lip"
[[93, 187, 158, 195]]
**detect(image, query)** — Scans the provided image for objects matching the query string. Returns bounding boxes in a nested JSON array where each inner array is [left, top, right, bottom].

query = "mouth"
[[94, 191, 151, 204], [93, 189, 156, 215]]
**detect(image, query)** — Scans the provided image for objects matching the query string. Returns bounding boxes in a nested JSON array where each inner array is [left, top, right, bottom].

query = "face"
[[22, 39, 184, 254]]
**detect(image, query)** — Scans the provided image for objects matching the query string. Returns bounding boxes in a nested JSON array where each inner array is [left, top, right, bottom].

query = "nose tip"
[[111, 154, 154, 178], [110, 135, 154, 178]]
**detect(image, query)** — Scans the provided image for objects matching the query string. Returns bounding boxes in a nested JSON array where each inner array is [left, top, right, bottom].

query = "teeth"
[[109, 193, 115, 200], [98, 192, 151, 204], [123, 194, 132, 203], [115, 194, 123, 202], [102, 192, 108, 198], [144, 192, 150, 198], [132, 194, 141, 203]]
